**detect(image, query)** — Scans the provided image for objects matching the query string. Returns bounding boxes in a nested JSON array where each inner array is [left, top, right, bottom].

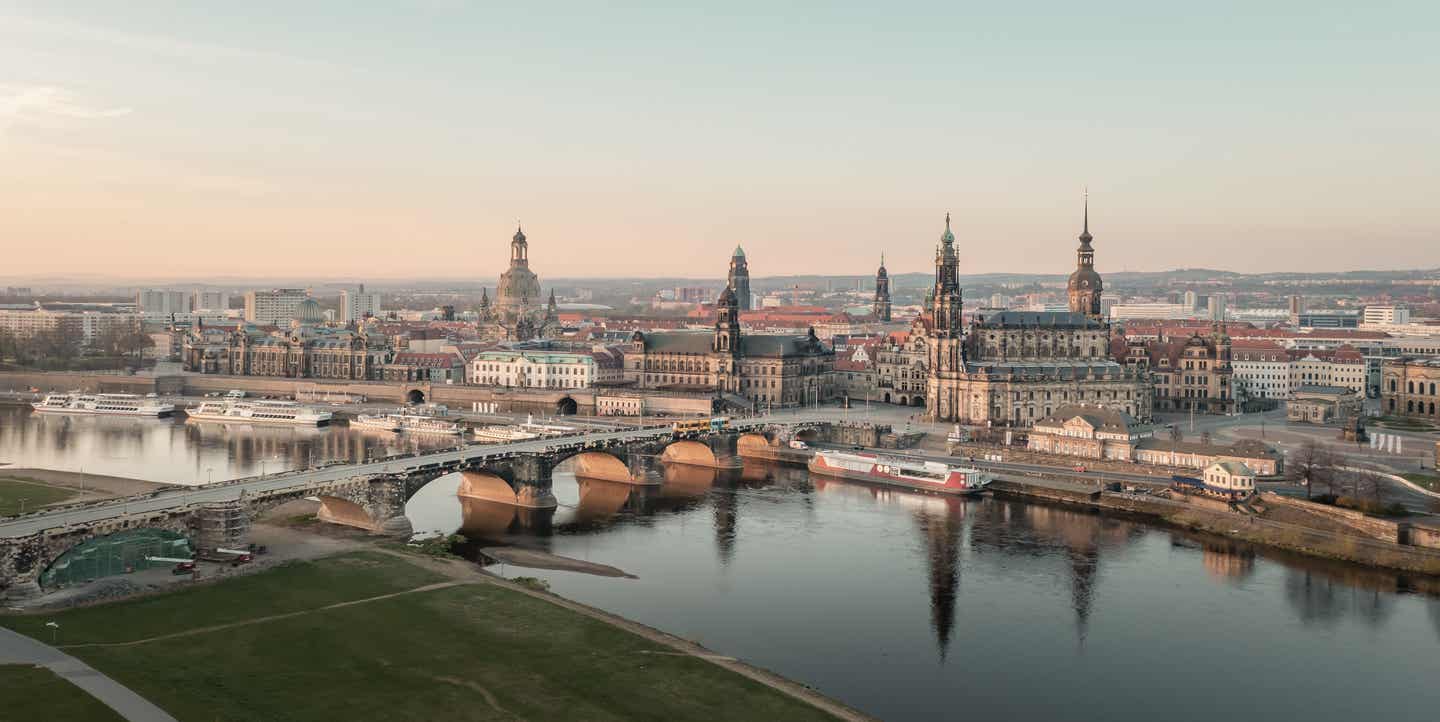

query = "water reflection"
[[0, 405, 454, 484]]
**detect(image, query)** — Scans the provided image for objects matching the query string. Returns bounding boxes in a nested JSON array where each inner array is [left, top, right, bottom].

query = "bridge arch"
[[567, 451, 634, 484], [456, 471, 519, 505], [736, 433, 773, 456], [661, 439, 719, 467], [556, 396, 578, 415], [315, 495, 378, 531], [40, 528, 192, 589]]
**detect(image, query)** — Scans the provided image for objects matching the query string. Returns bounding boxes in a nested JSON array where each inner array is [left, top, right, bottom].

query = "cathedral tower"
[[727, 246, 752, 311], [1067, 196, 1104, 319], [926, 213, 966, 421], [873, 254, 892, 322]]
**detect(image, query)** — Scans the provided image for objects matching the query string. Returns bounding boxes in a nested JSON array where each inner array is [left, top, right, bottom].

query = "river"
[[0, 405, 457, 485], [5, 405, 1440, 720]]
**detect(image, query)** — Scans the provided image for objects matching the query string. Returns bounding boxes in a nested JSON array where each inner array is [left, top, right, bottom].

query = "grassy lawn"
[[0, 552, 442, 644], [0, 665, 124, 722], [0, 477, 77, 516], [3, 552, 839, 722], [1400, 473, 1440, 491]]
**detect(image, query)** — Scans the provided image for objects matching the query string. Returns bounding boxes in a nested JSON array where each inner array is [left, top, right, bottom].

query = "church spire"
[[1079, 188, 1093, 245]]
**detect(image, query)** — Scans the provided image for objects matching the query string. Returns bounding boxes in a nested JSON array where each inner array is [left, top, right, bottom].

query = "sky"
[[0, 1, 1436, 281]]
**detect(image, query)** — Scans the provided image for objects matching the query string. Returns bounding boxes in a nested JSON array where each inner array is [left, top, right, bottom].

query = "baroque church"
[[925, 205, 1152, 426], [477, 225, 560, 342]]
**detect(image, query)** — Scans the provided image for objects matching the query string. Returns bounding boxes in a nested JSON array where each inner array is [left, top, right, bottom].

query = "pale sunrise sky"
[[0, 1, 1436, 281]]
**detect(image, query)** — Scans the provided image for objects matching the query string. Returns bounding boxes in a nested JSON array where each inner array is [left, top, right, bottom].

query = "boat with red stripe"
[[807, 449, 992, 496]]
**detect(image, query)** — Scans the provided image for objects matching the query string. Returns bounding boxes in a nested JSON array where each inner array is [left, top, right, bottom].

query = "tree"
[[1292, 439, 1335, 499]]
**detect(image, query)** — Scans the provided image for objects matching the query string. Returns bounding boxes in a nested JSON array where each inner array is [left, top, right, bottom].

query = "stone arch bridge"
[[0, 418, 845, 598]]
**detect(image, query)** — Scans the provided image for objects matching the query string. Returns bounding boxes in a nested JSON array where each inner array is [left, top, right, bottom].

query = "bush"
[[414, 534, 464, 557], [1332, 496, 1409, 517], [511, 576, 551, 592]]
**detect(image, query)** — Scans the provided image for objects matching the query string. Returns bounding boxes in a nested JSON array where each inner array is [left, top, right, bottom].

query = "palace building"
[[925, 205, 1152, 426]]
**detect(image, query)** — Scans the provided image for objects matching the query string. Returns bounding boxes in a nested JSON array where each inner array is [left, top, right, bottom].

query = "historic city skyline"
[[2, 2, 1437, 279]]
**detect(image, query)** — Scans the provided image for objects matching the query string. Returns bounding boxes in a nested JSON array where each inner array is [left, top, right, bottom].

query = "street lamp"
[[206, 467, 214, 485]]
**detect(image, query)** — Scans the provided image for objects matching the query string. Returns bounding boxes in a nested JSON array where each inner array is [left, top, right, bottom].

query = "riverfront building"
[[1027, 404, 1153, 461]]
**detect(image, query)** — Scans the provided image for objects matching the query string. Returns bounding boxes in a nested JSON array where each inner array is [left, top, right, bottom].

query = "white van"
[[225, 390, 247, 399]]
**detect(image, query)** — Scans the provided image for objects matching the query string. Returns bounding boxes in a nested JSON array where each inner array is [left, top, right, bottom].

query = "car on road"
[[172, 561, 196, 575]]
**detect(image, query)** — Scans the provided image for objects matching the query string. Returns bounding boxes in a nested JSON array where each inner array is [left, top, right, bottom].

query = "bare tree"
[[1292, 439, 1335, 499]]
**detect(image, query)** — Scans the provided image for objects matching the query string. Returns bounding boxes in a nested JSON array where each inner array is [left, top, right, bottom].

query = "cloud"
[[0, 84, 132, 135]]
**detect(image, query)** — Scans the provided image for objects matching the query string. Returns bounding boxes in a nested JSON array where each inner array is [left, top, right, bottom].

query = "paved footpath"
[[0, 626, 177, 722]]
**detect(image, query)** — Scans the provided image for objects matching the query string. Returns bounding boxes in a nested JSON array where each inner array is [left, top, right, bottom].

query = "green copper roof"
[[733, 244, 745, 258]]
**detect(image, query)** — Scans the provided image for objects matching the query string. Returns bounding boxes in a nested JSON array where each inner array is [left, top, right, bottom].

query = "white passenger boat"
[[184, 399, 333, 426], [350, 414, 402, 432], [473, 425, 541, 443], [395, 414, 464, 435], [808, 450, 992, 496], [31, 392, 175, 417]]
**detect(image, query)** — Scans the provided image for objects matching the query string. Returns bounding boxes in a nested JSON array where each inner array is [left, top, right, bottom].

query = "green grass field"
[[0, 477, 77, 516], [0, 665, 124, 722], [2, 552, 839, 722]]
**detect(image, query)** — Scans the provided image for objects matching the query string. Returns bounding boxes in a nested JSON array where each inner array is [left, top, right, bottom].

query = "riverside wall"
[[992, 474, 1440, 576]]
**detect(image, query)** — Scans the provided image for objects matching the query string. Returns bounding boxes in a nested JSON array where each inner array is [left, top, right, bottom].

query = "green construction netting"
[[40, 528, 193, 588]]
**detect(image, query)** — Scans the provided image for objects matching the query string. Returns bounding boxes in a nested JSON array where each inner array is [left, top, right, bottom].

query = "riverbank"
[[991, 474, 1440, 576], [1, 549, 868, 721], [0, 468, 167, 498]]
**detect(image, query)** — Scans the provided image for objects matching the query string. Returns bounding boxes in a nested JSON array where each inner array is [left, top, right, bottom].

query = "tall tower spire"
[[1067, 192, 1103, 318]]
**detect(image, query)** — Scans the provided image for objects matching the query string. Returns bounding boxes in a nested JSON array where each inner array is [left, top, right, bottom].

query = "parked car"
[[172, 561, 196, 575]]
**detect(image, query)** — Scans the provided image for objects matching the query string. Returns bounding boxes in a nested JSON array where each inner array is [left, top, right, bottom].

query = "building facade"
[[926, 210, 1152, 426], [1144, 328, 1235, 415], [1027, 404, 1153, 461], [470, 350, 598, 389], [340, 285, 382, 324], [244, 288, 309, 325], [1382, 357, 1440, 421], [625, 285, 834, 409]]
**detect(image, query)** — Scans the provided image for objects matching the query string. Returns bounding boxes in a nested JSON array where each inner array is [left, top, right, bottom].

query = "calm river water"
[[5, 405, 1440, 720], [0, 405, 457, 484]]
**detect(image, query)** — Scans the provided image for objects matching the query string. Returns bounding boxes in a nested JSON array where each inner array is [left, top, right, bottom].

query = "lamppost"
[[206, 467, 214, 485]]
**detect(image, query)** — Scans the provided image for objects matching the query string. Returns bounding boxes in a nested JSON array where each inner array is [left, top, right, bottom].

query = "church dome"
[[293, 298, 325, 325]]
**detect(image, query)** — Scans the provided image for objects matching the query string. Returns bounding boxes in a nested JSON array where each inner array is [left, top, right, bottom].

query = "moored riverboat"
[[185, 399, 333, 426], [31, 392, 175, 417], [808, 449, 991, 496]]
